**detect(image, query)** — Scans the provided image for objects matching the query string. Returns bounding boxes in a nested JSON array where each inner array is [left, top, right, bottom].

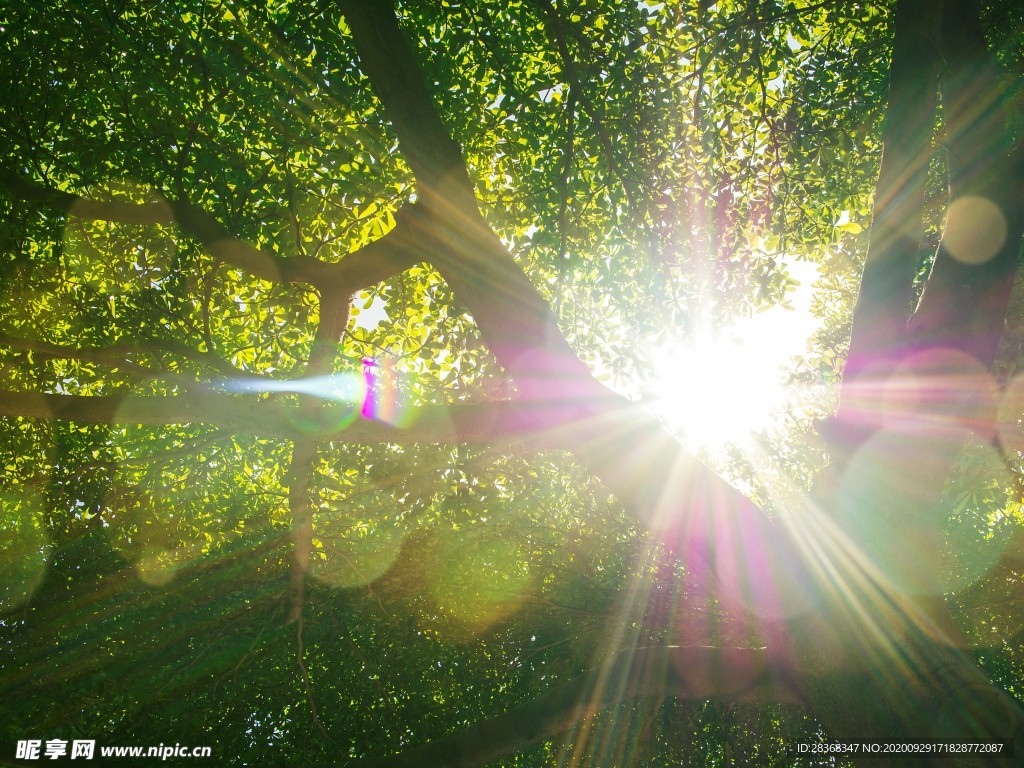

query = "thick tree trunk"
[[799, 1, 1024, 765], [837, 0, 941, 407]]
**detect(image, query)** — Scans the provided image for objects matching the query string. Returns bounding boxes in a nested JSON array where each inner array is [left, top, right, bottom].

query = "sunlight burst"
[[651, 331, 789, 449], [648, 262, 821, 451]]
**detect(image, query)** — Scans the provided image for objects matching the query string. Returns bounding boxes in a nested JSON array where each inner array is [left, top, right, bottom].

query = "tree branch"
[[839, 0, 1024, 434], [286, 293, 352, 623], [804, 5, 1024, 760], [0, 168, 176, 225], [528, 0, 638, 212], [0, 331, 246, 380], [0, 168, 328, 284], [0, 389, 590, 445], [336, 3, 467, 189], [0, 169, 425, 294], [338, 0, 596, 398], [323, 205, 428, 296]]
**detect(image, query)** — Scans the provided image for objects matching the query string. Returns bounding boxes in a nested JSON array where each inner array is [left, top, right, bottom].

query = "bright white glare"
[[227, 372, 365, 403], [649, 260, 821, 451], [352, 293, 389, 331]]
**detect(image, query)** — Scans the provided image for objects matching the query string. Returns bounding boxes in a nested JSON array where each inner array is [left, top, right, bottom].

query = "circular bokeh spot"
[[0, 489, 50, 611], [136, 547, 181, 588], [837, 428, 969, 597], [426, 529, 532, 641], [311, 521, 405, 590], [881, 348, 994, 438], [103, 481, 194, 587], [941, 441, 1014, 594], [942, 195, 1007, 265]]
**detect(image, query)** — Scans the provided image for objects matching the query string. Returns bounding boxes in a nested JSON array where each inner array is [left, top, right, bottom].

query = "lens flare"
[[311, 522, 405, 590], [942, 195, 1007, 265], [227, 361, 415, 430], [942, 441, 1015, 594], [426, 530, 532, 641], [361, 357, 413, 427], [228, 371, 366, 402], [0, 490, 49, 611]]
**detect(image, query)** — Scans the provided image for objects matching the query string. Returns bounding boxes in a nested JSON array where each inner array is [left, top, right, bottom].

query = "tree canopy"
[[1, 0, 1023, 766]]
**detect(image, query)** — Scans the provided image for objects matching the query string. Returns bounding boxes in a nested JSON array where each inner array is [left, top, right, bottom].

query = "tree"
[[1, 0, 1022, 765]]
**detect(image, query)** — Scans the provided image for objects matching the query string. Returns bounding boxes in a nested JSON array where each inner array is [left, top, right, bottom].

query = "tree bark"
[[798, 1, 1024, 764], [837, 0, 940, 411]]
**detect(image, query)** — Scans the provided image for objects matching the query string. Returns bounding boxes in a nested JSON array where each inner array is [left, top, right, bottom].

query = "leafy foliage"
[[1, 0, 1023, 766]]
